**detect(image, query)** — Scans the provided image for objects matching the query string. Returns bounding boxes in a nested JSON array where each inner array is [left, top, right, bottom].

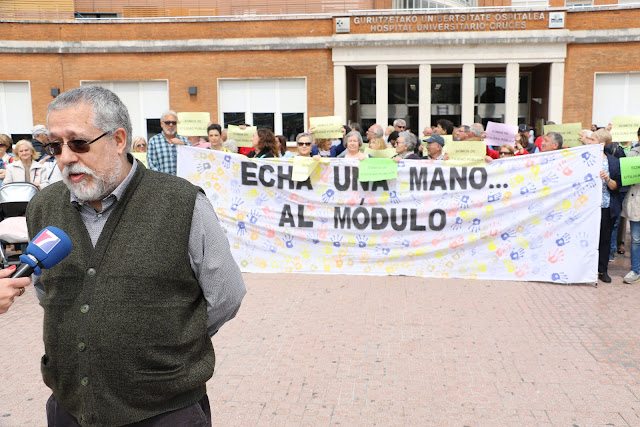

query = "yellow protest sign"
[[543, 123, 582, 147], [177, 112, 210, 136], [359, 158, 398, 182], [444, 141, 486, 167], [131, 152, 148, 167], [309, 116, 343, 140], [364, 147, 397, 158], [442, 135, 454, 145], [611, 116, 640, 142], [228, 125, 257, 148], [292, 156, 317, 182]]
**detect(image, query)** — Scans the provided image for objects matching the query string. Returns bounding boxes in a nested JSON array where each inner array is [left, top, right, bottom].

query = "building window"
[[219, 78, 306, 140], [0, 81, 33, 138], [593, 72, 640, 127]]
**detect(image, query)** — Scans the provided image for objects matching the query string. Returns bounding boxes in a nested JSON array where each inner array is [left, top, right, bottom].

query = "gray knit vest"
[[26, 164, 215, 427]]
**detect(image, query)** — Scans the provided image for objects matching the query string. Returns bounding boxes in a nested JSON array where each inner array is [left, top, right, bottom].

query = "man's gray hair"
[[470, 123, 484, 137], [161, 110, 178, 121], [47, 85, 132, 151], [370, 124, 384, 138], [344, 130, 363, 148], [393, 119, 406, 127], [547, 131, 564, 149], [398, 131, 417, 152]]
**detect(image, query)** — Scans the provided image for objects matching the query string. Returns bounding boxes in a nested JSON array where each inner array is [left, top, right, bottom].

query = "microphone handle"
[[10, 263, 35, 279]]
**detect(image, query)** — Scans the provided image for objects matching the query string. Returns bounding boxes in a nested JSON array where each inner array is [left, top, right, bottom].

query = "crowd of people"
[[1, 108, 639, 286]]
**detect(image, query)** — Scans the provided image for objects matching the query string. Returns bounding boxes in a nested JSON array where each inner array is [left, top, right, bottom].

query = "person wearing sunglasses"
[[498, 145, 516, 157], [295, 132, 314, 158], [3, 139, 49, 189], [23, 86, 246, 425], [146, 110, 190, 175], [129, 136, 148, 167]]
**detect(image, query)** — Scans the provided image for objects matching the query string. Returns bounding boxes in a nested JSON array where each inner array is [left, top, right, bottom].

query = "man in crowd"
[[435, 119, 454, 137], [31, 124, 49, 160], [454, 125, 470, 141], [21, 86, 246, 425], [147, 110, 190, 175], [393, 119, 406, 133], [366, 123, 384, 142], [422, 134, 446, 160], [541, 132, 564, 152]]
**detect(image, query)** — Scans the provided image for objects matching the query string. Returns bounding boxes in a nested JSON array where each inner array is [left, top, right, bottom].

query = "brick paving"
[[2, 254, 640, 426]]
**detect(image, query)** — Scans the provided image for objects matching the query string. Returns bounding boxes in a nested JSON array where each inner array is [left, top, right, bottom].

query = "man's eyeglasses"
[[398, 126, 405, 129], [163, 121, 177, 126], [297, 142, 312, 146], [44, 131, 110, 156]]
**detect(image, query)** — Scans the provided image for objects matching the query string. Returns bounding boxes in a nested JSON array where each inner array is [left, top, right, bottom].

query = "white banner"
[[178, 145, 603, 283]]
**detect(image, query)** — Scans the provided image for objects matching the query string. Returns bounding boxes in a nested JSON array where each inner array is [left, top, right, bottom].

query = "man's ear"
[[113, 128, 128, 155]]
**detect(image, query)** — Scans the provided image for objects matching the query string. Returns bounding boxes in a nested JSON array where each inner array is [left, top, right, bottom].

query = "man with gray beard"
[[25, 85, 246, 426], [146, 110, 190, 175]]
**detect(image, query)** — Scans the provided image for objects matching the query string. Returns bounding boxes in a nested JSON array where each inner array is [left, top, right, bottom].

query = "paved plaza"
[[2, 255, 640, 426]]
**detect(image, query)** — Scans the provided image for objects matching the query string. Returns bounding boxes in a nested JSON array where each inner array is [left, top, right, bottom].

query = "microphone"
[[10, 227, 72, 278]]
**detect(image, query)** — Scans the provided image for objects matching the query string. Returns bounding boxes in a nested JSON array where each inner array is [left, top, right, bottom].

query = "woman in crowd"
[[314, 138, 332, 157], [393, 131, 420, 162], [247, 128, 279, 158], [516, 131, 537, 154], [131, 136, 147, 153], [276, 135, 294, 158], [208, 124, 229, 151], [584, 129, 621, 283], [295, 133, 314, 158], [498, 145, 516, 157], [3, 139, 48, 189], [343, 130, 369, 161], [0, 134, 14, 185], [130, 136, 148, 167]]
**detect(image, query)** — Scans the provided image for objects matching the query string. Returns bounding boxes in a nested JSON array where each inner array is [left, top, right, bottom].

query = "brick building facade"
[[0, 3, 638, 141]]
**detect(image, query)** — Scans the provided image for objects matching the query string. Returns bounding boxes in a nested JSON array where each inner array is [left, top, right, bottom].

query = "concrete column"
[[419, 63, 431, 135], [461, 63, 475, 126], [333, 65, 347, 124], [548, 62, 565, 123], [505, 63, 520, 125], [376, 64, 388, 126]]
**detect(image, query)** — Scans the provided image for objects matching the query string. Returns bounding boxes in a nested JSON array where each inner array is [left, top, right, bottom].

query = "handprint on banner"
[[249, 210, 261, 224], [230, 197, 244, 211], [411, 234, 427, 248], [262, 205, 274, 220], [347, 191, 361, 206], [283, 234, 294, 249], [411, 194, 423, 207], [551, 272, 569, 283], [514, 264, 530, 278], [483, 205, 495, 220], [274, 191, 286, 204], [452, 217, 463, 231], [244, 188, 258, 199], [510, 248, 525, 261], [376, 245, 391, 256], [515, 236, 529, 249], [528, 200, 544, 215], [577, 232, 590, 248], [322, 189, 335, 203], [449, 235, 465, 249], [266, 224, 275, 238], [528, 165, 541, 181], [307, 231, 320, 245], [237, 221, 246, 236], [249, 226, 260, 241], [555, 233, 570, 247], [330, 234, 343, 248], [356, 235, 369, 248], [488, 192, 502, 203], [545, 210, 563, 222], [222, 155, 231, 168], [519, 183, 537, 196], [584, 173, 597, 189], [500, 229, 516, 241], [381, 230, 394, 244], [320, 166, 333, 183], [318, 223, 329, 239], [557, 159, 573, 176], [254, 192, 269, 206], [548, 248, 564, 263], [196, 162, 211, 173], [509, 174, 525, 188], [364, 192, 377, 206], [542, 172, 559, 187], [581, 151, 596, 167], [396, 237, 410, 248], [431, 232, 446, 247], [458, 195, 471, 209], [389, 190, 400, 204], [468, 218, 481, 233]]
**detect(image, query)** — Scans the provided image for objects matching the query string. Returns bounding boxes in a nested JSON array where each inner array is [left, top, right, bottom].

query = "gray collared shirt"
[[35, 157, 246, 337]]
